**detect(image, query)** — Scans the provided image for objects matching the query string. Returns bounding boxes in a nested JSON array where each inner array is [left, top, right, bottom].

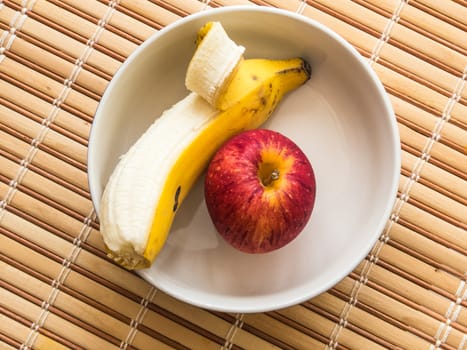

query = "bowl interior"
[[88, 7, 400, 313]]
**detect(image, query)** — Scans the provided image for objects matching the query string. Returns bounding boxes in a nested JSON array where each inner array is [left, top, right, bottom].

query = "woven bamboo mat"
[[0, 0, 466, 349]]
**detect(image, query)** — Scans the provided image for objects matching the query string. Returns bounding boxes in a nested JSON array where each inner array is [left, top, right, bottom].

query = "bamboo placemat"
[[0, 0, 466, 349]]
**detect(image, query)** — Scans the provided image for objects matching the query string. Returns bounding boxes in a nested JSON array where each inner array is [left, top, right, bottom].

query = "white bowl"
[[88, 6, 400, 313]]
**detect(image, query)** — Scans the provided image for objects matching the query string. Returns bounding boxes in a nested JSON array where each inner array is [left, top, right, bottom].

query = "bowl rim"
[[87, 5, 401, 313]]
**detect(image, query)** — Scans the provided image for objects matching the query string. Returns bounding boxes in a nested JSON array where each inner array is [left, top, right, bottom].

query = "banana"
[[99, 22, 311, 270], [185, 22, 245, 108]]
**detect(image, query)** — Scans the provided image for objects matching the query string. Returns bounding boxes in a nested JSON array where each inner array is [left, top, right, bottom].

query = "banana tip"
[[301, 58, 312, 80]]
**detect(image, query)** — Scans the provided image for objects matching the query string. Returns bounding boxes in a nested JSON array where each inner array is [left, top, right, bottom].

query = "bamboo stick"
[[451, 101, 467, 126], [216, 0, 270, 6], [401, 3, 467, 52], [390, 14, 466, 74], [0, 339, 21, 350], [1, 231, 175, 349], [309, 292, 432, 349], [0, 130, 89, 191], [381, 47, 467, 103], [305, 0, 464, 109], [140, 310, 221, 350], [312, 0, 390, 34], [311, 0, 466, 73], [1, 235, 235, 350], [152, 0, 209, 15], [389, 221, 467, 276], [0, 3, 16, 24], [118, 0, 181, 27], [0, 262, 133, 346], [334, 276, 466, 349], [458, 308, 467, 332], [412, 0, 467, 30], [0, 80, 91, 142], [58, 0, 156, 41], [290, 0, 467, 110], [399, 174, 467, 224], [73, 250, 160, 300], [0, 211, 102, 267], [0, 286, 120, 349], [124, 331, 174, 350], [2, 261, 194, 350], [363, 0, 467, 54], [0, 312, 70, 350], [277, 304, 387, 350], [399, 123, 467, 175], [352, 261, 457, 319], [1, 210, 103, 270], [401, 150, 466, 202], [393, 94, 467, 153], [377, 243, 464, 294], [3, 208, 328, 350], [261, 0, 301, 12], [0, 155, 92, 217], [1, 2, 120, 80], [64, 266, 215, 350], [0, 104, 88, 165], [0, 181, 91, 239], [300, 2, 467, 104], [120, 0, 190, 17], [0, 56, 98, 118], [19, 14, 122, 76], [61, 10, 143, 51], [225, 327, 282, 349], [61, 255, 152, 315], [376, 63, 450, 115], [0, 233, 68, 290], [23, 0, 139, 58], [0, 314, 31, 349], [300, 0, 379, 54], [241, 313, 325, 349], [152, 292, 279, 350], [399, 201, 466, 250], [81, 227, 106, 253], [1, 210, 149, 304], [8, 35, 109, 97], [32, 149, 89, 191], [381, 256, 467, 327]]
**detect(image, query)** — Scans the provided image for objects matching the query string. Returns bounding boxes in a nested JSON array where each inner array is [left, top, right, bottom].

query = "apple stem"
[[263, 169, 280, 186]]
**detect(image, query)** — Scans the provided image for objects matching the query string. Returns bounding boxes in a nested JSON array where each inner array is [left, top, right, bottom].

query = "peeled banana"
[[99, 21, 311, 270], [185, 21, 245, 108]]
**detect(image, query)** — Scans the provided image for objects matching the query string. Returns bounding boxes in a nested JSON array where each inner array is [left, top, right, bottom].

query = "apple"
[[204, 129, 316, 253]]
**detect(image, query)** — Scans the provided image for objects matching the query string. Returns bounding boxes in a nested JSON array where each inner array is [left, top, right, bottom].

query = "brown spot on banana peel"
[[302, 58, 312, 78], [272, 92, 278, 108], [278, 58, 312, 80], [173, 185, 181, 212]]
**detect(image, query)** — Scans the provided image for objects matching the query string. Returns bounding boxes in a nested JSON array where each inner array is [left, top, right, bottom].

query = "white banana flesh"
[[100, 93, 217, 264], [185, 21, 244, 107]]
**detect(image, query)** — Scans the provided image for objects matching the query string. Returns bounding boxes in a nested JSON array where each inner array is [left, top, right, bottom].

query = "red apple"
[[204, 129, 316, 253]]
